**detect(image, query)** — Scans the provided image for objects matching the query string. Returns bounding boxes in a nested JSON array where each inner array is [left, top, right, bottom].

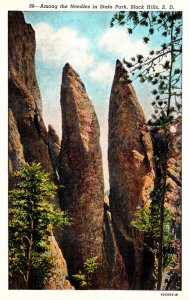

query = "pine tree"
[[9, 162, 70, 289]]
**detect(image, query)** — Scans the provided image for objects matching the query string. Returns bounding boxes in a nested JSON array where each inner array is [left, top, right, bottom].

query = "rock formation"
[[104, 199, 129, 289], [166, 118, 181, 230], [48, 124, 61, 182], [44, 237, 74, 290], [8, 11, 52, 174], [108, 60, 155, 289], [59, 63, 105, 288], [8, 11, 72, 290], [152, 117, 181, 290], [165, 126, 181, 290], [8, 10, 181, 290], [8, 11, 42, 112], [8, 108, 25, 176]]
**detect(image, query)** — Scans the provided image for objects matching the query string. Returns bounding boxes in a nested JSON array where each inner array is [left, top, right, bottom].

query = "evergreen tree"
[[9, 162, 70, 289]]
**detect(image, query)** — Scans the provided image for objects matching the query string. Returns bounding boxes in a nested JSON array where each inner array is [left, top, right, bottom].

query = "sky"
[[24, 11, 156, 190]]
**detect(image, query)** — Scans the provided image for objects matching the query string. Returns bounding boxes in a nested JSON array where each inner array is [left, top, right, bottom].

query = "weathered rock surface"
[[8, 11, 52, 174], [108, 60, 155, 289], [153, 118, 181, 290], [166, 118, 181, 224], [8, 108, 25, 176], [8, 12, 72, 290], [104, 200, 129, 289], [59, 63, 105, 288], [8, 11, 42, 112], [44, 237, 74, 290], [48, 124, 61, 182]]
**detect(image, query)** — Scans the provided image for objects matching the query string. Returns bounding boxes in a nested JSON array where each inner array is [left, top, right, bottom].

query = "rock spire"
[[59, 63, 105, 288], [108, 60, 155, 289]]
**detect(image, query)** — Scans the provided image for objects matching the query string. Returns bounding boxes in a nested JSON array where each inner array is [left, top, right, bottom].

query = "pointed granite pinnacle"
[[59, 63, 105, 288], [112, 59, 131, 85], [108, 59, 155, 289], [61, 62, 86, 93]]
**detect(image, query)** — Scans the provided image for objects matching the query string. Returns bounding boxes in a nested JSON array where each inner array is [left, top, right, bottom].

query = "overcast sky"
[[24, 11, 155, 190]]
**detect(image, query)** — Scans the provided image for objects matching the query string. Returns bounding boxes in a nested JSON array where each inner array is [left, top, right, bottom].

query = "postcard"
[[1, 0, 189, 299]]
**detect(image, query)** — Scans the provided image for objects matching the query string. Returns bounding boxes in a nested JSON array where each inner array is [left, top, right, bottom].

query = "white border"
[[1, 0, 189, 299]]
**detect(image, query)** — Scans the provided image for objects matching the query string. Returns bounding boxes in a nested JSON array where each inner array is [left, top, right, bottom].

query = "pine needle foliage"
[[9, 162, 70, 289], [73, 256, 99, 289]]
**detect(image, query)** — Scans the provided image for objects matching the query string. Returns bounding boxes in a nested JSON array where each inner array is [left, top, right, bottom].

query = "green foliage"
[[84, 256, 99, 274], [131, 196, 174, 275], [73, 256, 99, 289], [27, 249, 53, 289], [132, 203, 172, 242], [9, 162, 71, 289], [73, 271, 88, 288]]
